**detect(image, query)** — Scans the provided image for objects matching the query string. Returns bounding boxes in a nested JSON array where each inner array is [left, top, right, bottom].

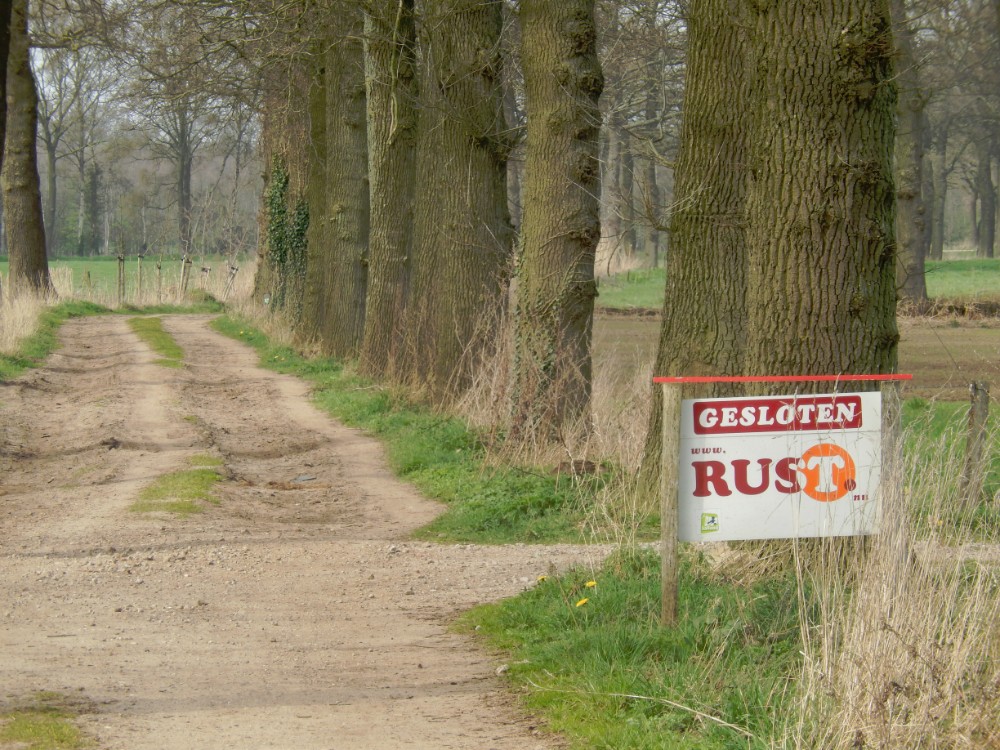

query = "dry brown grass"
[[0, 268, 70, 355], [789, 423, 1000, 749]]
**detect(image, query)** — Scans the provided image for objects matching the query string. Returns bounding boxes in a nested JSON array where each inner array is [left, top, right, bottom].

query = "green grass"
[[924, 258, 1000, 300], [0, 300, 109, 381], [130, 455, 223, 516], [212, 316, 601, 543], [127, 316, 184, 367], [596, 268, 666, 310], [596, 258, 1000, 310], [902, 398, 1000, 538], [0, 693, 92, 750], [462, 549, 803, 749], [0, 254, 243, 292]]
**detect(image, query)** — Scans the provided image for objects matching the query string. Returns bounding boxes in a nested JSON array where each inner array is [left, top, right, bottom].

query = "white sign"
[[678, 391, 882, 542]]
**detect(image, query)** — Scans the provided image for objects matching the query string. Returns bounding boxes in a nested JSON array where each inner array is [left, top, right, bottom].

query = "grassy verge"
[[127, 316, 185, 367], [0, 300, 108, 381], [0, 692, 93, 750], [903, 398, 1000, 538], [130, 454, 224, 515], [461, 549, 801, 749], [211, 316, 602, 543]]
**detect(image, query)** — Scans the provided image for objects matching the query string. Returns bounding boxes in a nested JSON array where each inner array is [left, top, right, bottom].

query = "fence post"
[[136, 255, 143, 304], [961, 381, 991, 508], [660, 382, 682, 626], [116, 254, 125, 306]]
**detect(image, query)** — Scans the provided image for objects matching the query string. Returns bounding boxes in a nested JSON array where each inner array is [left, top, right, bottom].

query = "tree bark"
[[892, 0, 928, 304], [322, 2, 369, 357], [616, 118, 636, 254], [359, 0, 417, 379], [2, 0, 53, 297], [300, 38, 329, 337], [511, 0, 603, 439], [743, 0, 898, 381], [0, 0, 11, 170], [404, 0, 513, 401], [642, 86, 661, 266], [302, 2, 370, 359], [640, 0, 751, 488], [44, 139, 57, 255]]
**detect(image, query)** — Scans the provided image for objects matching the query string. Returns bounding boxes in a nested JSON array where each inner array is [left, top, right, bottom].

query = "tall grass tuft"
[[791, 419, 1000, 749]]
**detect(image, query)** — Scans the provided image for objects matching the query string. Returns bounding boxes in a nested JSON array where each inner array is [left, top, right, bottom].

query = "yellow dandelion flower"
[[537, 575, 548, 582], [575, 598, 589, 607], [585, 580, 597, 588]]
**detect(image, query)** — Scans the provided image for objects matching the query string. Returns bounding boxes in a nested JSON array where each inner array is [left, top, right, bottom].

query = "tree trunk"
[[404, 0, 513, 401], [892, 0, 928, 304], [299, 41, 329, 336], [617, 119, 635, 254], [743, 0, 898, 380], [511, 0, 603, 439], [359, 0, 417, 379], [930, 142, 946, 259], [642, 73, 661, 266], [44, 139, 57, 256], [976, 138, 995, 258], [0, 0, 11, 170], [301, 2, 370, 359], [640, 0, 751, 487], [2, 0, 53, 296], [177, 109, 193, 256]]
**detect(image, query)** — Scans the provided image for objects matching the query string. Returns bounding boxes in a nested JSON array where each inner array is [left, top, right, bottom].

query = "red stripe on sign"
[[654, 373, 912, 384], [693, 395, 863, 435]]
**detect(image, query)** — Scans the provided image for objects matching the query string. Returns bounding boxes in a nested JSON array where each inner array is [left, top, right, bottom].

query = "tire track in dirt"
[[1, 314, 608, 749]]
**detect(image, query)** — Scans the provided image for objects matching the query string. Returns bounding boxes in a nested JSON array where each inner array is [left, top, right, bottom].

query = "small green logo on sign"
[[701, 513, 719, 534]]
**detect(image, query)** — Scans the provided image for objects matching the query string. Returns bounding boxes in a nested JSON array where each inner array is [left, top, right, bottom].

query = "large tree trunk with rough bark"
[[511, 0, 603, 439], [302, 2, 370, 358], [0, 0, 11, 170], [742, 0, 898, 381], [299, 43, 329, 338], [403, 0, 513, 401], [2, 0, 53, 297], [639, 0, 751, 488], [893, 0, 928, 304], [359, 0, 417, 380]]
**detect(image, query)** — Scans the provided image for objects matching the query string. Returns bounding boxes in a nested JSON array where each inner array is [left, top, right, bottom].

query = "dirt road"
[[0, 315, 606, 749]]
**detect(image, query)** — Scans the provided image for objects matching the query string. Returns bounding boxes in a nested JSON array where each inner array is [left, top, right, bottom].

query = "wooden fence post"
[[961, 381, 991, 508], [660, 382, 682, 626], [116, 254, 125, 306]]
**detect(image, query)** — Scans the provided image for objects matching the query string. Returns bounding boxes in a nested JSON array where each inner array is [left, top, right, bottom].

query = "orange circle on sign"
[[798, 443, 856, 502]]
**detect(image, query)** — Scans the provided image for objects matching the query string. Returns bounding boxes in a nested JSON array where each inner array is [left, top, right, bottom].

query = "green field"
[[596, 258, 1000, 310]]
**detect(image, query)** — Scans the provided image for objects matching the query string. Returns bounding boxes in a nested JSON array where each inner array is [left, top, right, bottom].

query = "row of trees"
[[256, 0, 904, 455], [255, 0, 604, 437], [3, 0, 992, 451]]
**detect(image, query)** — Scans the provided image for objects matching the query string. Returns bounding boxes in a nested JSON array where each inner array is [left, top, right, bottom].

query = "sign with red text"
[[678, 392, 881, 541]]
